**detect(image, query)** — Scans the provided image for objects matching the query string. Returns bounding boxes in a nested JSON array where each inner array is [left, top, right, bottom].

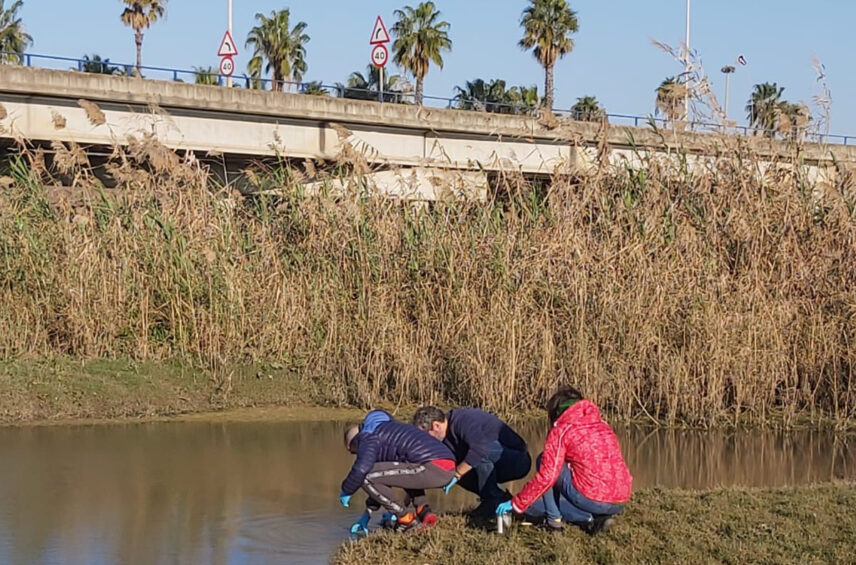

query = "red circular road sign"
[[371, 44, 389, 68], [219, 56, 235, 77]]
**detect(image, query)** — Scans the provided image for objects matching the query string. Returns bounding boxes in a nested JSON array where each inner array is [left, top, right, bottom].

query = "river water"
[[0, 420, 853, 565]]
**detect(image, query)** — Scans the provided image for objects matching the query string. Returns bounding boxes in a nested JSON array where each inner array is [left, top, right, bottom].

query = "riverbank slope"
[[3, 359, 854, 429], [0, 358, 353, 425], [334, 483, 856, 565]]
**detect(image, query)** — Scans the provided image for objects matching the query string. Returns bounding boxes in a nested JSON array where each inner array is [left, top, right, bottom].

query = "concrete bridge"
[[0, 66, 853, 199]]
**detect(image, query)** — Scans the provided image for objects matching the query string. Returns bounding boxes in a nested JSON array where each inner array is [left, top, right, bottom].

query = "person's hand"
[[495, 500, 513, 515], [350, 516, 369, 536], [339, 493, 351, 508], [443, 476, 459, 495]]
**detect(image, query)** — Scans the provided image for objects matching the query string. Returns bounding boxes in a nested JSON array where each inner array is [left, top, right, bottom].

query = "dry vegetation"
[[1, 113, 855, 427]]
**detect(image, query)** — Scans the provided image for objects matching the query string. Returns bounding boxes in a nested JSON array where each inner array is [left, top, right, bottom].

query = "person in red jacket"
[[496, 385, 633, 535]]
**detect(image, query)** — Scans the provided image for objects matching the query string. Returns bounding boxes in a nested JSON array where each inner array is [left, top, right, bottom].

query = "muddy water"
[[0, 421, 853, 565]]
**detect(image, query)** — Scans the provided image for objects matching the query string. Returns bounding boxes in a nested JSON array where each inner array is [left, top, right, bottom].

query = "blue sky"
[[20, 1, 856, 134]]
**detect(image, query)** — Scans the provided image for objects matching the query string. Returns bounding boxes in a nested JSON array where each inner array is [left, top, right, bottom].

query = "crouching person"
[[340, 409, 455, 534], [497, 386, 632, 535], [413, 406, 531, 515]]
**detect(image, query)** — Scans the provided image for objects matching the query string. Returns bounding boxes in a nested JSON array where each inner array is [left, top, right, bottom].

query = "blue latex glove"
[[339, 493, 352, 508], [350, 512, 371, 537], [495, 500, 513, 515], [443, 476, 459, 495]]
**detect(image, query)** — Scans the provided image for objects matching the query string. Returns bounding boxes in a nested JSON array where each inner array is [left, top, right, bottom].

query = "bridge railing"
[[1, 51, 852, 147]]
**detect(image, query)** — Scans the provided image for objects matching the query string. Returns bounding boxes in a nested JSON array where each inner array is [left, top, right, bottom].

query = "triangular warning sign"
[[369, 16, 390, 45], [218, 30, 239, 57]]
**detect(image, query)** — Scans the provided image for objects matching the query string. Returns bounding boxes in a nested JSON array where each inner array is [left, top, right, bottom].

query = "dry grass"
[[0, 131, 854, 428], [334, 483, 856, 565]]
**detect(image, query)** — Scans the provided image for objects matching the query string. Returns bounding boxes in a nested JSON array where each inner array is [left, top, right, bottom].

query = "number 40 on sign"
[[371, 44, 388, 68]]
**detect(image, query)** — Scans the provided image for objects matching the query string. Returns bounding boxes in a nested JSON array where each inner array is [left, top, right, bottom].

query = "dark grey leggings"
[[361, 461, 454, 517]]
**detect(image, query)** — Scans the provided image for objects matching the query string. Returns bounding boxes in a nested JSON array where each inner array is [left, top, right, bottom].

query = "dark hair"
[[412, 406, 446, 431], [546, 385, 584, 424]]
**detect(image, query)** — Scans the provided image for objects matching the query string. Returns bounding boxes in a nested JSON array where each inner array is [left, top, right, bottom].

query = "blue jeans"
[[526, 453, 624, 524], [458, 440, 531, 504]]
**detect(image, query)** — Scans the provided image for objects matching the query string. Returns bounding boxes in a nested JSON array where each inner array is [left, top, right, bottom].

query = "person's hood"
[[554, 399, 601, 428], [362, 410, 393, 434]]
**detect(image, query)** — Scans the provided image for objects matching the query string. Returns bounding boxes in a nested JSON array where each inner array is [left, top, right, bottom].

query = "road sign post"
[[371, 44, 389, 103], [218, 28, 239, 87], [369, 16, 391, 103]]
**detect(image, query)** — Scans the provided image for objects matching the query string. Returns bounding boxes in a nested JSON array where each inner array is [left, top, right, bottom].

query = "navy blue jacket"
[[341, 411, 454, 495], [445, 408, 527, 468]]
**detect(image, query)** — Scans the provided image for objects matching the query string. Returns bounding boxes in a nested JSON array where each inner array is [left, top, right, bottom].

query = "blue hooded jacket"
[[361, 409, 391, 434], [341, 410, 453, 495]]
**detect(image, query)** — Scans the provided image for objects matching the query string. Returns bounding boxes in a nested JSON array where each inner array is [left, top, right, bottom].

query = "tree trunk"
[[273, 70, 282, 92], [415, 77, 424, 107], [135, 30, 143, 77], [544, 64, 554, 111]]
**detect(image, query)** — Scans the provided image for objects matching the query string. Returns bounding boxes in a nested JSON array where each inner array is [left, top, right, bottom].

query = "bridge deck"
[[0, 66, 853, 175]]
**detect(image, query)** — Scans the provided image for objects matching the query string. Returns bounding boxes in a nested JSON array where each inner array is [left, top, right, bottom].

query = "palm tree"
[[338, 65, 402, 102], [79, 54, 122, 75], [746, 82, 784, 136], [246, 9, 309, 92], [120, 0, 166, 77], [655, 77, 687, 125], [0, 0, 32, 64], [454, 79, 540, 115], [506, 85, 540, 115], [571, 95, 605, 122], [302, 81, 328, 96], [519, 0, 578, 111], [239, 73, 264, 90], [391, 2, 452, 106], [454, 79, 507, 112], [193, 66, 218, 86]]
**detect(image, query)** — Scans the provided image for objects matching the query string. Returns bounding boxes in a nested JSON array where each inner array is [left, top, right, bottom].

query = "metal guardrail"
[[2, 51, 852, 146]]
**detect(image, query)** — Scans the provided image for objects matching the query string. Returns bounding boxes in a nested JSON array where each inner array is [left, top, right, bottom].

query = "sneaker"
[[393, 513, 423, 533], [469, 500, 493, 518], [416, 505, 438, 527], [587, 515, 617, 536], [542, 518, 564, 533]]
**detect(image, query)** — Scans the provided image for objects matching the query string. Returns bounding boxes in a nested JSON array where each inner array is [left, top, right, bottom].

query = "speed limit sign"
[[219, 56, 235, 77], [371, 44, 389, 68]]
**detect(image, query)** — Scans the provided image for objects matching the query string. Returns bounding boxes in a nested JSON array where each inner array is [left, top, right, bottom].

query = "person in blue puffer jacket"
[[340, 410, 455, 534]]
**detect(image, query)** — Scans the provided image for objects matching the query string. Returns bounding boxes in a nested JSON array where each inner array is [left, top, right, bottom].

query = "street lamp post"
[[684, 0, 691, 122], [226, 0, 233, 88], [721, 65, 735, 123]]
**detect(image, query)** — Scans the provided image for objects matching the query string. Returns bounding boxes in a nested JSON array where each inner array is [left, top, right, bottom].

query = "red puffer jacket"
[[511, 400, 632, 512]]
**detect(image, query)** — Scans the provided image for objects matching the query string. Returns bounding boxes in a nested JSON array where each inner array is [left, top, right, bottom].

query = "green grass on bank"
[[0, 358, 326, 424], [2, 359, 854, 430], [334, 483, 856, 565]]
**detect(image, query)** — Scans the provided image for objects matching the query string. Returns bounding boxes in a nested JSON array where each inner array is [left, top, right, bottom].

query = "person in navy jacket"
[[412, 406, 531, 515], [340, 410, 455, 533]]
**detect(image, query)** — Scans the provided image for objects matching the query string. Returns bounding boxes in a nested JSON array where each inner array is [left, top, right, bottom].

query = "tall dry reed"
[[0, 134, 854, 427]]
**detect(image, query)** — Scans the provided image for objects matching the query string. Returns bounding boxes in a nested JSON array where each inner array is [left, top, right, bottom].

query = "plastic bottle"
[[497, 513, 511, 534]]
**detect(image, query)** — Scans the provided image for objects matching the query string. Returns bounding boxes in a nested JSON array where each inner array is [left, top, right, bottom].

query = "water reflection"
[[0, 421, 852, 565]]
